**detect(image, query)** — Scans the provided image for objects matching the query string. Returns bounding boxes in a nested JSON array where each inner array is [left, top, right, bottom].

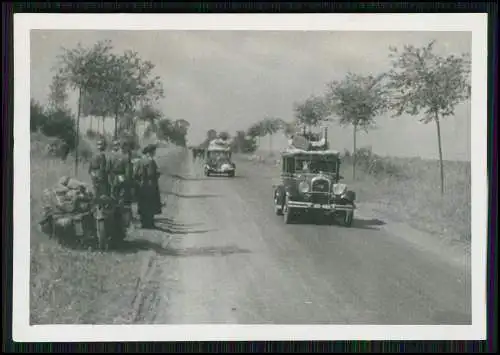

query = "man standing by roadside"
[[135, 143, 162, 228], [88, 139, 110, 198]]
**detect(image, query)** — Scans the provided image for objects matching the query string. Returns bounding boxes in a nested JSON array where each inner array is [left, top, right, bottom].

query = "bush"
[[40, 109, 77, 150], [344, 146, 406, 178], [31, 101, 77, 152], [30, 100, 49, 132]]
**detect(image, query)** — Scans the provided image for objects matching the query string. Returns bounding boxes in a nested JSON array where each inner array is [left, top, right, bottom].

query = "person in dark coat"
[[135, 144, 162, 228], [107, 140, 132, 204], [88, 139, 110, 198]]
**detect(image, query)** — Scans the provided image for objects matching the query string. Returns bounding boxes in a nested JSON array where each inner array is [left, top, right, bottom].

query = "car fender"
[[344, 190, 356, 202], [274, 185, 286, 205]]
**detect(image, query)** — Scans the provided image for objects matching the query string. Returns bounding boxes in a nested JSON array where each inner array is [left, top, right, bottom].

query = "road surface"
[[147, 154, 471, 325]]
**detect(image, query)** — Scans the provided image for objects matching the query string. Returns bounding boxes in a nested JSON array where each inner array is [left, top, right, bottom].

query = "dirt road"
[[146, 155, 471, 325]]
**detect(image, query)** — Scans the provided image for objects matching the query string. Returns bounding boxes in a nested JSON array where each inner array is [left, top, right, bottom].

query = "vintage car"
[[272, 148, 356, 226], [204, 139, 236, 177]]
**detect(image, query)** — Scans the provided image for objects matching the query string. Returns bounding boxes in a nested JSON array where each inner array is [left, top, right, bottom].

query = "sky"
[[30, 30, 471, 161]]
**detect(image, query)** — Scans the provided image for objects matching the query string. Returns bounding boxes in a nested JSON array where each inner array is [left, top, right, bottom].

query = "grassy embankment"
[[244, 150, 471, 244], [29, 132, 184, 324]]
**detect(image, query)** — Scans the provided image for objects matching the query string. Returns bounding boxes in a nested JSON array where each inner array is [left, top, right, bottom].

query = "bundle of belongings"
[[41, 176, 94, 218], [288, 134, 328, 151]]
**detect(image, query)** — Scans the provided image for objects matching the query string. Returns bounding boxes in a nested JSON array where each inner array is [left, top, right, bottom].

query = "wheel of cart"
[[94, 196, 130, 251], [39, 210, 96, 248]]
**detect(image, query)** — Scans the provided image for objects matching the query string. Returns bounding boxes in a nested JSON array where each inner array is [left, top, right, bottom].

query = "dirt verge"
[[30, 147, 188, 324]]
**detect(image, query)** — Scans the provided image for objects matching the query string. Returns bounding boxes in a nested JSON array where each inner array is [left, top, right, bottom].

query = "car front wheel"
[[343, 210, 354, 227], [283, 199, 294, 224], [274, 196, 283, 216]]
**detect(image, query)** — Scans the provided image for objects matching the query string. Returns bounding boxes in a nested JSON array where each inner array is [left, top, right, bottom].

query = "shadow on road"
[[285, 215, 386, 231], [114, 239, 251, 257], [154, 217, 203, 227], [168, 173, 247, 181], [162, 191, 221, 199], [350, 218, 386, 231], [153, 224, 216, 235]]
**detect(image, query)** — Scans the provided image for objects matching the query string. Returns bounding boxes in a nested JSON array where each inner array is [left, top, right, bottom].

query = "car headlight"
[[333, 183, 347, 196], [298, 181, 310, 193]]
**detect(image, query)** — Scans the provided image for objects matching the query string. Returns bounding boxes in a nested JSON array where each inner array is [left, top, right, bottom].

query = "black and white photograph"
[[13, 13, 488, 341]]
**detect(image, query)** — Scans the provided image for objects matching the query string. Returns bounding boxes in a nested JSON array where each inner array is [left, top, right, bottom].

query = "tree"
[[30, 99, 48, 132], [325, 72, 388, 180], [231, 130, 257, 153], [386, 40, 471, 194], [137, 103, 163, 139], [206, 129, 218, 141], [80, 88, 112, 135], [281, 120, 298, 138], [102, 50, 164, 138], [55, 40, 114, 175], [155, 118, 190, 147], [246, 121, 267, 147], [293, 95, 330, 133], [260, 117, 284, 152], [48, 74, 69, 112], [218, 131, 230, 141]]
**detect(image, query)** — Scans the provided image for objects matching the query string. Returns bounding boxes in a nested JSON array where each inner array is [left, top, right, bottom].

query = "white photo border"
[[13, 13, 488, 342]]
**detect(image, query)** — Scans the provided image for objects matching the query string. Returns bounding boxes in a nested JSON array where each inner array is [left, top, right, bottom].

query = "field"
[[29, 133, 183, 324], [246, 150, 471, 245]]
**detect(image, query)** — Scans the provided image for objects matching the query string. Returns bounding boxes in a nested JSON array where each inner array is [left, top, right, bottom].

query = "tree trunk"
[[75, 88, 82, 176], [90, 116, 93, 131], [102, 116, 106, 136], [114, 110, 119, 138], [352, 124, 357, 180], [435, 113, 445, 195], [269, 133, 273, 153]]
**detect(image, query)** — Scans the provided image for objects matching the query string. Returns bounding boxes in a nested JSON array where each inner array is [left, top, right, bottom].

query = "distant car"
[[204, 140, 236, 177], [272, 148, 356, 226]]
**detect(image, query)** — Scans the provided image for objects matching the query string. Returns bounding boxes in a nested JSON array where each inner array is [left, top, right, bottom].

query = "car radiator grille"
[[312, 179, 330, 193]]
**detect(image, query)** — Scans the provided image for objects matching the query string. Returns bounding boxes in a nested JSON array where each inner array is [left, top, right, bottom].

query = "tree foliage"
[[326, 72, 388, 132], [30, 99, 76, 151], [100, 50, 165, 136], [387, 40, 471, 122], [218, 131, 231, 141], [386, 40, 471, 194], [231, 130, 257, 153], [155, 118, 189, 147], [206, 129, 218, 141], [293, 95, 330, 131], [48, 74, 69, 112], [55, 40, 115, 173], [325, 72, 388, 180]]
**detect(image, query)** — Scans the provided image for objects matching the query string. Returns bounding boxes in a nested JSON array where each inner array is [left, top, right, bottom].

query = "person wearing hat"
[[135, 143, 162, 228], [88, 138, 110, 198]]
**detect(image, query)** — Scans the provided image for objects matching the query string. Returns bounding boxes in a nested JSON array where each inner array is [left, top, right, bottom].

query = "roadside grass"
[[241, 151, 471, 244], [344, 158, 471, 243], [29, 133, 183, 324]]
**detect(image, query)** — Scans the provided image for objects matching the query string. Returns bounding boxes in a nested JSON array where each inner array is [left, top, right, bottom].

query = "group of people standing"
[[87, 138, 163, 229]]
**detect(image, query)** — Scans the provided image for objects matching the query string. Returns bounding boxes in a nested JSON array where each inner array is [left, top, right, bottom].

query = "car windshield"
[[295, 157, 337, 174], [208, 151, 230, 160]]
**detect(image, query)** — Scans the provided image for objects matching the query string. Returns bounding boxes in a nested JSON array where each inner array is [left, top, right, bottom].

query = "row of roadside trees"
[[31, 39, 190, 175], [228, 40, 470, 195]]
